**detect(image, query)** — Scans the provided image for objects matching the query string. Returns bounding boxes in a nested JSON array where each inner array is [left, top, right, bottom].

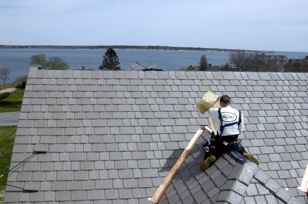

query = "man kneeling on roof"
[[200, 95, 260, 172]]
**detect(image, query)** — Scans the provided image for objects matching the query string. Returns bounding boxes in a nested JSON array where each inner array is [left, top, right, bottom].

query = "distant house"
[[286, 56, 308, 72], [272, 55, 288, 64], [130, 62, 149, 71], [229, 52, 288, 72], [130, 62, 162, 71], [288, 58, 301, 64], [255, 54, 288, 72], [287, 55, 308, 64]]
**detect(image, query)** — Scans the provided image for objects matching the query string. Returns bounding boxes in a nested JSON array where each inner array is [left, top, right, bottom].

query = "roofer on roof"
[[200, 95, 260, 171]]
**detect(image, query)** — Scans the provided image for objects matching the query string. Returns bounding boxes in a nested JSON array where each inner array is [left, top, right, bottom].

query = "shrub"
[[0, 100, 22, 106], [15, 81, 26, 90], [0, 92, 10, 100], [0, 90, 24, 107]]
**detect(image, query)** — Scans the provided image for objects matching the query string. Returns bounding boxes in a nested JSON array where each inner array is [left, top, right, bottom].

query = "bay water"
[[0, 48, 307, 83]]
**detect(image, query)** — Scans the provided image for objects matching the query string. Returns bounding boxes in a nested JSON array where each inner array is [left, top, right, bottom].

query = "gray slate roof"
[[4, 68, 308, 203], [159, 131, 302, 204]]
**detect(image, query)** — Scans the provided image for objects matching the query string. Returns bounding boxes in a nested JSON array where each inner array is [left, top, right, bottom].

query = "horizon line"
[[0, 44, 270, 53]]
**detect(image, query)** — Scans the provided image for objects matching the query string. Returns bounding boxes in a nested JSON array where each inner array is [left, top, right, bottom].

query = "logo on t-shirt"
[[222, 112, 237, 122]]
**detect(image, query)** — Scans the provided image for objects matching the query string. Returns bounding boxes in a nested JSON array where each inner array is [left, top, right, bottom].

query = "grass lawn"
[[0, 90, 24, 113], [0, 107, 21, 113], [1, 90, 24, 102], [0, 126, 17, 202]]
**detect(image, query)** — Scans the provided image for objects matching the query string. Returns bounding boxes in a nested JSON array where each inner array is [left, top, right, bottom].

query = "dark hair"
[[220, 95, 231, 103]]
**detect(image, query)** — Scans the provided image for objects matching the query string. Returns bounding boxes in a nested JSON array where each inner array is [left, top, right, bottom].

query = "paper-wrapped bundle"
[[196, 91, 220, 114]]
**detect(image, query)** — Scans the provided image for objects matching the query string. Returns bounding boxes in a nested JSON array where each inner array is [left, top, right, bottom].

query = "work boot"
[[200, 155, 216, 172], [243, 152, 260, 166]]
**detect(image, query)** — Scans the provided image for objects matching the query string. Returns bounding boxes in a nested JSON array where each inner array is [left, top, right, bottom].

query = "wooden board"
[[298, 164, 308, 193], [148, 126, 212, 203]]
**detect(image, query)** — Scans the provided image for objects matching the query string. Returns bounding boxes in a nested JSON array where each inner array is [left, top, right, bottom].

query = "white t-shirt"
[[209, 106, 244, 136]]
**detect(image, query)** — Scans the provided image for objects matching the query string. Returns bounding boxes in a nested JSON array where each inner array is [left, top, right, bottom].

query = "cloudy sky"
[[1, 0, 308, 52]]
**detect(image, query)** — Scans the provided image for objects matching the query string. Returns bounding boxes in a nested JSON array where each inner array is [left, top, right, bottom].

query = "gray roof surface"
[[159, 131, 302, 204], [4, 68, 308, 203]]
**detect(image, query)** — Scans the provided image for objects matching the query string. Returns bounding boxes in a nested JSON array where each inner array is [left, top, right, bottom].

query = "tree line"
[[228, 51, 308, 72], [0, 45, 260, 53], [1, 48, 307, 85], [0, 48, 121, 84], [28, 48, 120, 71], [183, 51, 307, 72]]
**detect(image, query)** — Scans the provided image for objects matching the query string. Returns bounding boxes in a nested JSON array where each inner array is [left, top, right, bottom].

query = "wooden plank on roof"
[[148, 126, 212, 203], [298, 164, 308, 193]]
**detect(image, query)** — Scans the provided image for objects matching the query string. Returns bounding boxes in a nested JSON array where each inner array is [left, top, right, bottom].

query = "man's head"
[[220, 95, 231, 107]]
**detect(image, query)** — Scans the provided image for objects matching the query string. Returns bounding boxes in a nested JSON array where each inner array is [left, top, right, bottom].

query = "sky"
[[0, 0, 308, 52]]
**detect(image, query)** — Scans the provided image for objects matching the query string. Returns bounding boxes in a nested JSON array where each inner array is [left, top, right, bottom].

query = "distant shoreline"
[[0, 45, 264, 53]]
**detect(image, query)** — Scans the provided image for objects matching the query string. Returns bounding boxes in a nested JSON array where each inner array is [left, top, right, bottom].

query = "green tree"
[[0, 68, 10, 84], [29, 54, 69, 70], [47, 57, 69, 70], [199, 55, 208, 71], [30, 53, 48, 68], [99, 48, 121, 70]]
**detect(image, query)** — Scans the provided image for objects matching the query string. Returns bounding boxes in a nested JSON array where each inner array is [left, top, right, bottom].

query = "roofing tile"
[[247, 72, 260, 80]]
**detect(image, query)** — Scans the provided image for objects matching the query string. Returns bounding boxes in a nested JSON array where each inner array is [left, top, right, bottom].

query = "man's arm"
[[209, 108, 219, 134]]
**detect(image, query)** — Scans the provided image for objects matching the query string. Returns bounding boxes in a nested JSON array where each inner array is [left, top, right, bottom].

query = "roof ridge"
[[214, 151, 302, 203], [214, 151, 258, 203]]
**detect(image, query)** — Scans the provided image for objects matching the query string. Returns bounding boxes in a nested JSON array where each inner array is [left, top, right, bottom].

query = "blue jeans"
[[210, 135, 246, 158]]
